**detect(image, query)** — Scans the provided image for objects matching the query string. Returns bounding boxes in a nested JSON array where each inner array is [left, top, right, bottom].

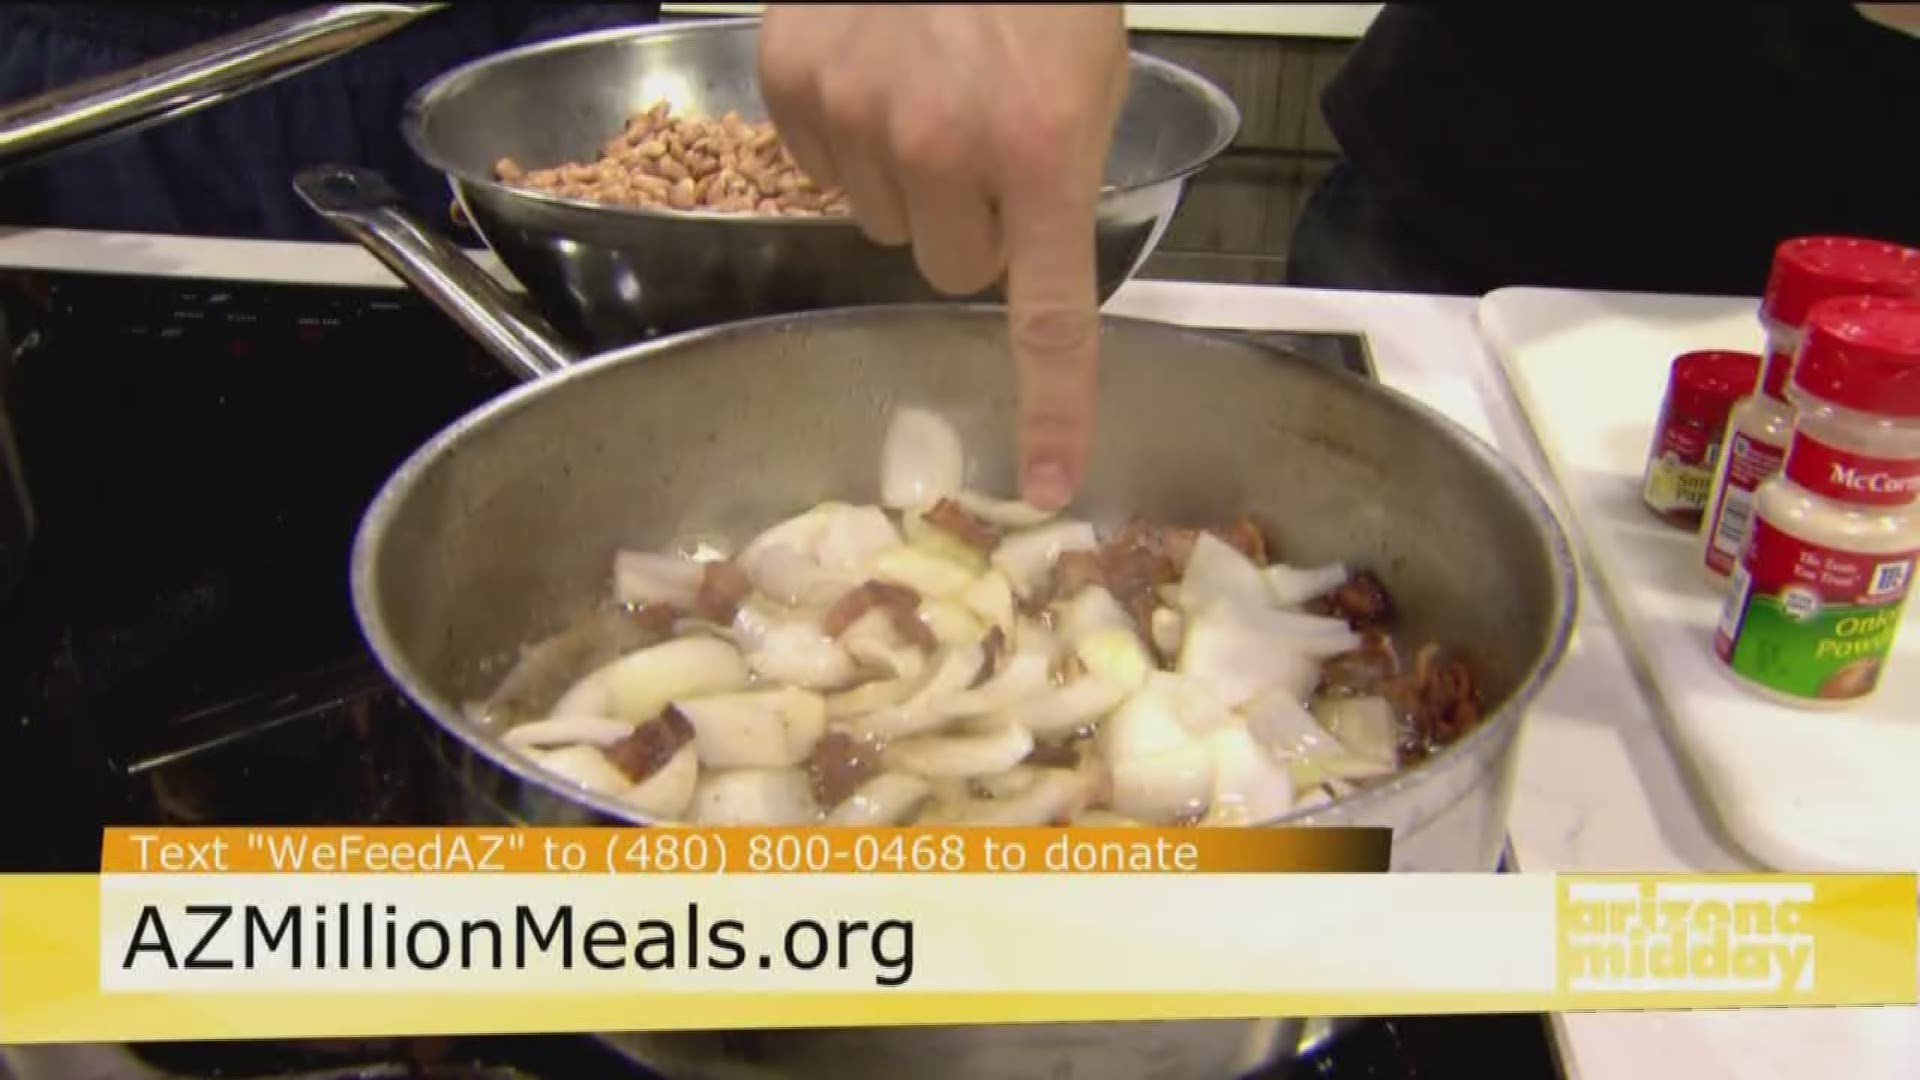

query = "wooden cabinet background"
[[1130, 33, 1354, 285]]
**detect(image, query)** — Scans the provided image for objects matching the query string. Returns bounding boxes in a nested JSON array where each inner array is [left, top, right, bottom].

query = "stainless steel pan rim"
[[398, 18, 1243, 228], [348, 302, 1579, 833]]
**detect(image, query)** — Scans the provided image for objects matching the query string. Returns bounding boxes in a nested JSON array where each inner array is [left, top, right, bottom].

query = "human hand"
[[759, 3, 1128, 510]]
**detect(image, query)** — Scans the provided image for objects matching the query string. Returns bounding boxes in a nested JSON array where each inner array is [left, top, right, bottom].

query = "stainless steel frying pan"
[[296, 165, 1578, 1079]]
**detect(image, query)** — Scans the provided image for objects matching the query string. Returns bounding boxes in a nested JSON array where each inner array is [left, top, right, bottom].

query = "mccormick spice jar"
[[1642, 350, 1759, 530], [1714, 296, 1920, 707], [1699, 236, 1920, 583]]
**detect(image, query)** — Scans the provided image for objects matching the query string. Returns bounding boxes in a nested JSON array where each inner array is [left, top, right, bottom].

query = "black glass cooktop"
[[0, 268, 1556, 1080]]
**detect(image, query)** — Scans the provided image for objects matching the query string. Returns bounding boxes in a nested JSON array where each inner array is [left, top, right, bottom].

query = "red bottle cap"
[[1793, 296, 1920, 419], [1668, 350, 1761, 429], [1761, 236, 1920, 329]]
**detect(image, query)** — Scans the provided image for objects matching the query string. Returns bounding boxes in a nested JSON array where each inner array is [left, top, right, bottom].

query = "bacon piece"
[[865, 580, 921, 610], [1090, 520, 1186, 660], [605, 707, 695, 782], [806, 730, 881, 808], [1100, 520, 1183, 594], [887, 604, 939, 652], [970, 627, 1007, 688], [1387, 643, 1483, 763], [922, 498, 999, 552], [824, 580, 930, 640], [693, 560, 752, 623], [1023, 742, 1080, 769], [1310, 569, 1395, 631], [822, 585, 879, 637], [619, 600, 681, 639], [1051, 549, 1108, 600]]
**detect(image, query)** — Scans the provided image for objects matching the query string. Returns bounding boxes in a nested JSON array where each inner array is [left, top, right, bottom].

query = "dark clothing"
[[1289, 3, 1920, 296], [0, 4, 658, 241]]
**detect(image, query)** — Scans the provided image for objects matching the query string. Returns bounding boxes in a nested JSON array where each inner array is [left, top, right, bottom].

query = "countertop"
[[0, 227, 1911, 1080]]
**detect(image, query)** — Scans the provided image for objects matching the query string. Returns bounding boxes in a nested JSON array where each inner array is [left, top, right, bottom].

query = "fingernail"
[[1024, 458, 1073, 511]]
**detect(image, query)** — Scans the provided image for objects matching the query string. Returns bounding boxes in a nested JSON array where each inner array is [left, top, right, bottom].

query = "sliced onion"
[[1262, 562, 1349, 608], [527, 745, 633, 798], [613, 551, 702, 609], [622, 745, 699, 819], [670, 617, 737, 644], [992, 675, 1128, 739], [1015, 615, 1062, 661], [935, 650, 1052, 718], [746, 620, 860, 690], [551, 637, 751, 722], [1201, 725, 1295, 826], [1177, 532, 1272, 614], [1099, 673, 1201, 763], [990, 519, 1099, 599], [1073, 809, 1147, 827], [960, 570, 1017, 639], [817, 506, 903, 575], [1056, 586, 1133, 643], [916, 777, 975, 823], [848, 639, 989, 739], [1245, 690, 1395, 781], [825, 773, 935, 825], [826, 675, 924, 719], [945, 768, 1086, 825], [1243, 689, 1345, 758], [972, 765, 1043, 800], [1311, 694, 1401, 768], [903, 510, 990, 572], [1237, 606, 1364, 652], [953, 491, 1057, 528], [676, 596, 800, 654], [886, 718, 1034, 778], [870, 545, 979, 599], [1293, 785, 1335, 812], [1289, 753, 1394, 789], [689, 768, 820, 825], [917, 600, 984, 648], [502, 715, 636, 749], [1177, 605, 1340, 708], [1109, 740, 1215, 825], [1150, 606, 1185, 658], [748, 543, 857, 608], [740, 503, 846, 569], [842, 608, 928, 681], [669, 533, 734, 563], [881, 406, 965, 511], [675, 688, 826, 769], [1073, 626, 1155, 695]]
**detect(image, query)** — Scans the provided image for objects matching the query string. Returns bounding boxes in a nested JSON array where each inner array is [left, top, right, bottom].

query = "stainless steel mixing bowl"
[[395, 18, 1240, 348]]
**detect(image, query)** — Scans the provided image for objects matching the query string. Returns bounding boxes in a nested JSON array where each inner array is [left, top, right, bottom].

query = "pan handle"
[[0, 5, 445, 175], [295, 165, 577, 380]]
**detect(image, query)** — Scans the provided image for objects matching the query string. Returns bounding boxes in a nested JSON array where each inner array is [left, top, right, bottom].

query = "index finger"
[[999, 173, 1101, 512]]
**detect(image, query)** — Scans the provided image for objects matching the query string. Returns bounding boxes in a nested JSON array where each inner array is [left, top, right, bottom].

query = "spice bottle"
[[1699, 237, 1920, 583], [1642, 350, 1759, 530], [1714, 296, 1920, 707]]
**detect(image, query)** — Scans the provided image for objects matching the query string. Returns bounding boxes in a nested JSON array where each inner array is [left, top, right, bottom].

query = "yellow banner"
[[0, 864, 1911, 1043], [96, 826, 1393, 874]]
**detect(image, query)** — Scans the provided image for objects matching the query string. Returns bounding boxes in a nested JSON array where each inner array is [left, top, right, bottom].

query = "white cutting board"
[[1478, 287, 1920, 872]]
